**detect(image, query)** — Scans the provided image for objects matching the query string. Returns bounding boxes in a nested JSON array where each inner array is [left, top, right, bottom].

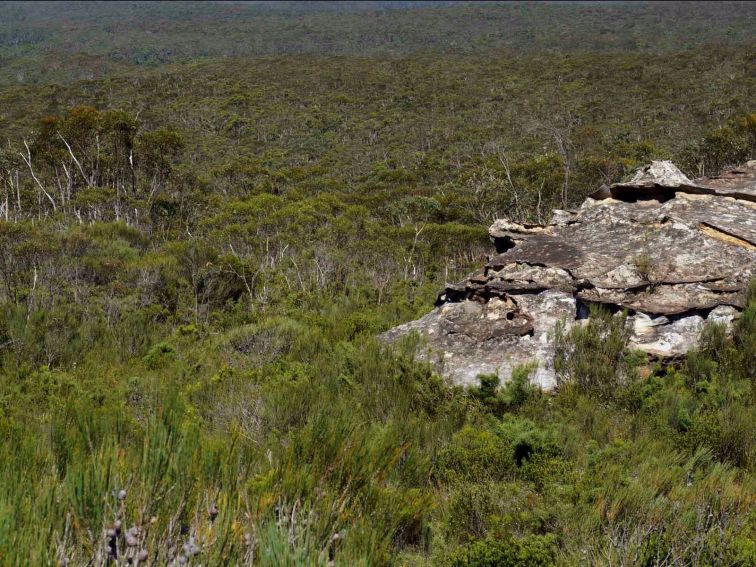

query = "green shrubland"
[[0, 2, 754, 565], [0, 258, 753, 564]]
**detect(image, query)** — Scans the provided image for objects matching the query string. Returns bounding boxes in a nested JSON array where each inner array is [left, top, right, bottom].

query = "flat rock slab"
[[604, 160, 756, 202], [384, 162, 756, 389]]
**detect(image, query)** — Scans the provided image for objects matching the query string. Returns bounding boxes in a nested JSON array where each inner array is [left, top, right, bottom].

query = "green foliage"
[[473, 364, 540, 415], [445, 534, 556, 567], [142, 341, 176, 369], [0, 3, 753, 564], [0, 270, 753, 564], [437, 425, 515, 483], [554, 306, 634, 400], [443, 482, 550, 545]]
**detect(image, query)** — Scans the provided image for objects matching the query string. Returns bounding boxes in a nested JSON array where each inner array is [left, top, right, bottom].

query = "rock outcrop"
[[383, 161, 756, 389]]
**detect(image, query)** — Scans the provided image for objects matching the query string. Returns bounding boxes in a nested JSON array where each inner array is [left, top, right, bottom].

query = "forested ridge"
[[0, 2, 754, 565]]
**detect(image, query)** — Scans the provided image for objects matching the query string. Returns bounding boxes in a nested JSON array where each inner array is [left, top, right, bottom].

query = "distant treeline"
[[0, 1, 754, 86]]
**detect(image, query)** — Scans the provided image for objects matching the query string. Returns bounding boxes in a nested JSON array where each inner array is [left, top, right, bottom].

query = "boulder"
[[383, 162, 756, 389]]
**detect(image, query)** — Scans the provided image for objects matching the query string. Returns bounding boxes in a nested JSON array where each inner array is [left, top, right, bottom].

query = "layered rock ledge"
[[383, 161, 756, 389]]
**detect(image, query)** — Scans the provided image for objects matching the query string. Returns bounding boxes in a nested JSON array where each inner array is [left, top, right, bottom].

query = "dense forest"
[[0, 2, 754, 565]]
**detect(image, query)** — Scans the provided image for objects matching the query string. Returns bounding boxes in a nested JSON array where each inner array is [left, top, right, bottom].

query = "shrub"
[[473, 364, 539, 416], [436, 426, 515, 483], [445, 534, 557, 567], [142, 341, 176, 369], [553, 306, 632, 400], [444, 482, 549, 545]]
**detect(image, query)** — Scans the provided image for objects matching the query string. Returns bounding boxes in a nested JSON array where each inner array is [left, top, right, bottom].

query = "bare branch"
[[19, 139, 57, 212]]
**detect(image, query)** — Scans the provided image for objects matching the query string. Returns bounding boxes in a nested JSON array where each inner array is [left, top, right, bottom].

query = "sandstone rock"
[[383, 162, 756, 389]]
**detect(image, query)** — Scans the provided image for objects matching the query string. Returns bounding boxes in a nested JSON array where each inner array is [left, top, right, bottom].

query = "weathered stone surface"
[[382, 291, 574, 389], [383, 162, 756, 390], [594, 160, 756, 203]]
